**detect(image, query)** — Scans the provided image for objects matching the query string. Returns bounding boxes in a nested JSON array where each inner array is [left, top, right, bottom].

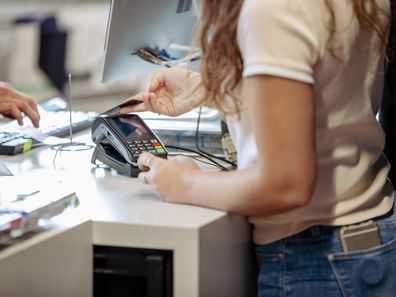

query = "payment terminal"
[[91, 114, 168, 177]]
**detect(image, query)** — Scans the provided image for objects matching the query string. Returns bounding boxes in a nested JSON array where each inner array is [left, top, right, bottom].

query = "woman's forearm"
[[182, 167, 314, 217]]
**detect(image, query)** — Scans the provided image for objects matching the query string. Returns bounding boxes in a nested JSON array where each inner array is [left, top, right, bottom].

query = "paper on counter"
[[22, 127, 70, 145]]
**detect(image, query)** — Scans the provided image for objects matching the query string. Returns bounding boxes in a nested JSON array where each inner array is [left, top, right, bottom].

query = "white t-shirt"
[[227, 0, 395, 244]]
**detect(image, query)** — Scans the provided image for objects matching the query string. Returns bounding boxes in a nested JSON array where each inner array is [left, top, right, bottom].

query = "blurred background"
[[0, 0, 143, 110]]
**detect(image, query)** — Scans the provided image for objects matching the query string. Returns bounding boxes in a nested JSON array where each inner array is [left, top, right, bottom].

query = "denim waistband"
[[285, 199, 396, 244]]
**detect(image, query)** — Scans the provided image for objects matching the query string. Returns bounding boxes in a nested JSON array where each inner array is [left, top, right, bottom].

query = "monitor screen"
[[102, 0, 198, 83]]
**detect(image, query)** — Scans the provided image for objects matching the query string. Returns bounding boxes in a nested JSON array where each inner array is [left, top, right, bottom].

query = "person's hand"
[[137, 152, 201, 203], [0, 82, 40, 127], [120, 67, 201, 116]]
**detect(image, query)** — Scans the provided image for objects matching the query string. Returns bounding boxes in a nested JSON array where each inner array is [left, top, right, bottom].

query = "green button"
[[156, 148, 165, 153]]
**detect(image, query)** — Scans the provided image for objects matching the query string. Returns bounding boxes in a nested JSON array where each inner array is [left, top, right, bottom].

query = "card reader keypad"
[[126, 139, 165, 157]]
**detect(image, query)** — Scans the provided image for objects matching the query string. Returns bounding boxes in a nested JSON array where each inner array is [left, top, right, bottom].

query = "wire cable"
[[168, 151, 223, 169], [163, 106, 238, 171], [50, 142, 93, 169], [165, 144, 229, 170], [50, 73, 94, 168], [193, 106, 237, 169]]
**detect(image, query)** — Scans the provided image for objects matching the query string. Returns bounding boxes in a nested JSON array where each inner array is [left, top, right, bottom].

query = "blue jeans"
[[255, 202, 396, 297]]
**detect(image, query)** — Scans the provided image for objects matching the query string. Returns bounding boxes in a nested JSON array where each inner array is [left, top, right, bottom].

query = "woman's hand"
[[0, 82, 40, 127], [120, 67, 201, 116], [137, 152, 202, 204]]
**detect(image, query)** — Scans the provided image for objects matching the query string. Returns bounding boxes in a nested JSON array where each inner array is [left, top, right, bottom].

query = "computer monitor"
[[102, 0, 198, 83]]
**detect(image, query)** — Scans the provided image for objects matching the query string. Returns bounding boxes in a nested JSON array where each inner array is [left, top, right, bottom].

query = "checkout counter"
[[0, 122, 257, 297]]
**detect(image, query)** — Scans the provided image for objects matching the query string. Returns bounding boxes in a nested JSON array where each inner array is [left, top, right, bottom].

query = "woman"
[[121, 0, 396, 295]]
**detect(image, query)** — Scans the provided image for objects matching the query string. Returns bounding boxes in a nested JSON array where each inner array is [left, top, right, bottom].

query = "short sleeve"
[[238, 0, 319, 84]]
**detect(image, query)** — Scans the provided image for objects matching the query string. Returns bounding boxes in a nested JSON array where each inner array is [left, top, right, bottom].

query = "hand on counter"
[[137, 151, 202, 204], [0, 82, 40, 128]]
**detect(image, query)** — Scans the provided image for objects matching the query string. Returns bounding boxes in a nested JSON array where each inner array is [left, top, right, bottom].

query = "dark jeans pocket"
[[328, 237, 396, 297]]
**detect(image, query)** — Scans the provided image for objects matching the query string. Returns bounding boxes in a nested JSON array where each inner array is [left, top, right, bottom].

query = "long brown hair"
[[193, 0, 390, 115]]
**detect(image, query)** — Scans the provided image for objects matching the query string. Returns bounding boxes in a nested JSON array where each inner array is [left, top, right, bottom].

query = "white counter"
[[0, 131, 256, 297]]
